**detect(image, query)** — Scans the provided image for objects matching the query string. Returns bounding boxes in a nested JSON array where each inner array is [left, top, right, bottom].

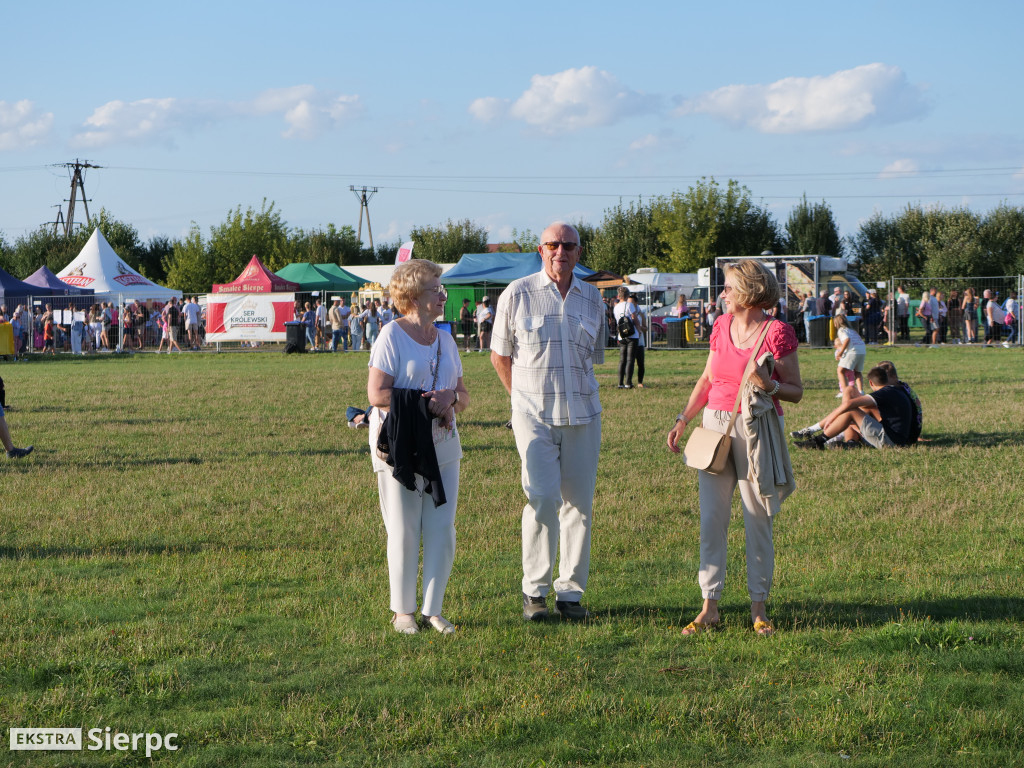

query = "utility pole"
[[57, 159, 101, 236], [50, 205, 66, 236], [350, 185, 378, 251]]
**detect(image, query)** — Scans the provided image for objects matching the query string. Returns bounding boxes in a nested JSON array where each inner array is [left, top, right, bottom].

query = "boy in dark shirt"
[[795, 366, 914, 449]]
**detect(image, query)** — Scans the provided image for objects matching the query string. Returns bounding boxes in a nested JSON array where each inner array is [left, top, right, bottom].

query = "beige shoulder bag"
[[683, 319, 774, 473]]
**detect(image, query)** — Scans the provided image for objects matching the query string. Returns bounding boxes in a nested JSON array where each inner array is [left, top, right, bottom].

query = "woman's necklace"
[[403, 318, 436, 346], [733, 314, 766, 347]]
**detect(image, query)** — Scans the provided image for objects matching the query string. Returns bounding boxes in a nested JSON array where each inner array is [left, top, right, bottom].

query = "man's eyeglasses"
[[542, 241, 579, 252]]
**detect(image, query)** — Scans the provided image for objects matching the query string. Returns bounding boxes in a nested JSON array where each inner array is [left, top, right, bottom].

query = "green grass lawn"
[[1, 345, 1023, 767]]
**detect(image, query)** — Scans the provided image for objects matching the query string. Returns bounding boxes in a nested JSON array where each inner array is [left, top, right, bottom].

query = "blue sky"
[[3, 0, 1023, 255]]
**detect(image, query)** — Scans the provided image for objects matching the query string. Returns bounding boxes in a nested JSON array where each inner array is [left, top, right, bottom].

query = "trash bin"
[[808, 316, 829, 348], [665, 318, 684, 349], [0, 323, 13, 355], [284, 321, 306, 353]]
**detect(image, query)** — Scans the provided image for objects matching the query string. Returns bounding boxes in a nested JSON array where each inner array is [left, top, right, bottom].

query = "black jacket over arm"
[[375, 388, 446, 506]]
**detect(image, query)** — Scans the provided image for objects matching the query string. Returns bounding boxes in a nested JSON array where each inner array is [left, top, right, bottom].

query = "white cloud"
[[246, 85, 361, 140], [879, 158, 919, 179], [678, 63, 927, 134], [628, 133, 661, 152], [72, 86, 361, 148], [468, 96, 510, 123], [74, 97, 186, 148], [0, 100, 54, 150], [471, 66, 658, 134]]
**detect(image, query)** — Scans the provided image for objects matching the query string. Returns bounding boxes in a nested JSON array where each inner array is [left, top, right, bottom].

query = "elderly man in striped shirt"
[[491, 222, 605, 622]]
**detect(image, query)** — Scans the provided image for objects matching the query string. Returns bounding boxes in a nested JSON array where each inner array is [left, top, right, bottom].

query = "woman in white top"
[[629, 295, 647, 388], [361, 303, 380, 350], [348, 309, 364, 351], [367, 260, 469, 636]]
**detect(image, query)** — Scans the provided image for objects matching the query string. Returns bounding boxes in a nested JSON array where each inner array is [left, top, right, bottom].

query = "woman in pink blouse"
[[667, 261, 803, 637]]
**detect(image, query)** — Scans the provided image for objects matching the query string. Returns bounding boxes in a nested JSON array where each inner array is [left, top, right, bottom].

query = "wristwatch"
[[675, 413, 687, 425], [453, 390, 460, 405]]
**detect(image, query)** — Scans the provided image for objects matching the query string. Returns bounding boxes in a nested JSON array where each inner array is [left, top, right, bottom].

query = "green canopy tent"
[[275, 263, 358, 292], [311, 263, 364, 293]]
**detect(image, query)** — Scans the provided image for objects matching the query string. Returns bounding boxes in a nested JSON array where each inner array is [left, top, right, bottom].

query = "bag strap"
[[430, 333, 442, 392], [722, 318, 774, 436]]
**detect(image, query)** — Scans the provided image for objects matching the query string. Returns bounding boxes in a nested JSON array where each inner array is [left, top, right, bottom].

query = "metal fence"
[[3, 293, 213, 357], [882, 276, 1022, 347]]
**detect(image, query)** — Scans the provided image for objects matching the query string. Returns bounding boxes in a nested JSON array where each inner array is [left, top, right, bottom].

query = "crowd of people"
[[0, 297, 207, 357], [795, 284, 1020, 348]]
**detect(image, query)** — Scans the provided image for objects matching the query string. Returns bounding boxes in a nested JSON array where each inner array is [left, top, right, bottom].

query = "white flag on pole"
[[396, 241, 414, 264]]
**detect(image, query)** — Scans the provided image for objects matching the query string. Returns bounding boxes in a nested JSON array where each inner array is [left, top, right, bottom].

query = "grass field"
[[1, 345, 1023, 767]]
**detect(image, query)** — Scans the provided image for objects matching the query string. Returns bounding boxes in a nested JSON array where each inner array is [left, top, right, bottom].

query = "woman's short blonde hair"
[[726, 261, 780, 311], [390, 259, 443, 315]]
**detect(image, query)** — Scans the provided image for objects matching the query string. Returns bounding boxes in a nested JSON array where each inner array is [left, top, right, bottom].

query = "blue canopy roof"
[[24, 265, 95, 296], [0, 265, 54, 304], [440, 253, 595, 286]]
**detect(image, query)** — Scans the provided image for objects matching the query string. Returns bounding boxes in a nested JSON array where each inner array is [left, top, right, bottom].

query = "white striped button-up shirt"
[[491, 270, 605, 426]]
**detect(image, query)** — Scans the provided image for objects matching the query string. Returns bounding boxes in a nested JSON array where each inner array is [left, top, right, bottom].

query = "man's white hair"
[[544, 221, 580, 242]]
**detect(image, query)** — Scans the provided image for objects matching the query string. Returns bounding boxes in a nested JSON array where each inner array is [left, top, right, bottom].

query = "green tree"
[[410, 219, 489, 264], [651, 178, 782, 272], [0, 231, 10, 276], [291, 223, 363, 266], [370, 239, 400, 265], [587, 200, 663, 276], [508, 227, 539, 254], [207, 201, 291, 283], [784, 195, 844, 257], [980, 203, 1024, 274], [921, 208, 988, 278], [848, 205, 930, 282], [139, 236, 174, 283], [163, 224, 215, 293], [571, 221, 598, 269]]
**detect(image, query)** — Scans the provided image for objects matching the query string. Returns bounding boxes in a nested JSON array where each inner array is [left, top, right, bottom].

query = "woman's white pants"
[[697, 408, 780, 602], [376, 461, 459, 617]]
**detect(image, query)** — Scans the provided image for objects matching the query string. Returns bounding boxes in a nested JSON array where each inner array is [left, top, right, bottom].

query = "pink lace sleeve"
[[709, 314, 727, 353]]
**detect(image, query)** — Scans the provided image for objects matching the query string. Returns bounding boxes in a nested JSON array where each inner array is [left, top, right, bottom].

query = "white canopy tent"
[[57, 229, 182, 304]]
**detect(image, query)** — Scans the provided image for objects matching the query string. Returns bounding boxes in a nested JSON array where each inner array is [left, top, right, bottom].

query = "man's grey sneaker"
[[7, 446, 32, 459], [794, 434, 826, 450], [555, 600, 593, 621], [523, 593, 548, 621], [790, 426, 819, 439]]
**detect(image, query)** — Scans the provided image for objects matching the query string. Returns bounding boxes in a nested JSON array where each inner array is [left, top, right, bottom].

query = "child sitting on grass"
[[793, 365, 915, 450]]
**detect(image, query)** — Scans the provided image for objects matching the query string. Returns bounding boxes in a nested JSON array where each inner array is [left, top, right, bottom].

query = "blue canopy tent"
[[24, 265, 95, 298], [0, 265, 55, 307], [440, 252, 595, 286]]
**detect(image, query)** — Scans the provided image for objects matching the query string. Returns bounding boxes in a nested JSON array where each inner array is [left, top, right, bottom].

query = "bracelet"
[[453, 390, 460, 405], [767, 380, 781, 397]]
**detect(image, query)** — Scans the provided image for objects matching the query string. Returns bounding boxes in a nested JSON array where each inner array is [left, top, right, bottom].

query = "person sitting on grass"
[[793, 365, 914, 450], [833, 314, 865, 396]]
